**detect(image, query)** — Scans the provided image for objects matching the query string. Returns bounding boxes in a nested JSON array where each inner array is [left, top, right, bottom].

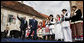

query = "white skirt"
[[49, 25, 55, 29], [49, 25, 55, 34], [54, 24, 63, 40]]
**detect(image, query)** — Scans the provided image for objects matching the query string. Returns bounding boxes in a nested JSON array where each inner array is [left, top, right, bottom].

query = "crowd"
[[1, 6, 83, 42]]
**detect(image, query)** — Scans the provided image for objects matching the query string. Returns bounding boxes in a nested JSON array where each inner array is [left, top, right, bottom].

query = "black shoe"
[[58, 39, 61, 41]]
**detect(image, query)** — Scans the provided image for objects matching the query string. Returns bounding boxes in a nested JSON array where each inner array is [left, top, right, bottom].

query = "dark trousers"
[[29, 29, 37, 39], [21, 29, 26, 39]]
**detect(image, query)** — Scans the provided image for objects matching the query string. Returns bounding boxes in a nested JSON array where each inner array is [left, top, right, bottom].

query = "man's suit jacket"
[[17, 16, 28, 30], [29, 19, 38, 30]]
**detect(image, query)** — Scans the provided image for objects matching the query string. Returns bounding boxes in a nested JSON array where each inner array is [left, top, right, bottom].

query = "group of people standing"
[[43, 8, 72, 42], [17, 6, 83, 42]]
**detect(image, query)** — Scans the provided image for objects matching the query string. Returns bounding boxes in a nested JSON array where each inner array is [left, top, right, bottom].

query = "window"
[[8, 15, 13, 22], [8, 15, 16, 24]]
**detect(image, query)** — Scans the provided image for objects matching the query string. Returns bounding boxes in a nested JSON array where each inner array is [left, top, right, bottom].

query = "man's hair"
[[72, 6, 77, 8], [62, 9, 67, 11], [49, 14, 53, 17]]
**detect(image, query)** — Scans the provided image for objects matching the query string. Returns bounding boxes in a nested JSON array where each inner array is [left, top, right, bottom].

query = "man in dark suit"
[[17, 15, 28, 39], [28, 16, 38, 40]]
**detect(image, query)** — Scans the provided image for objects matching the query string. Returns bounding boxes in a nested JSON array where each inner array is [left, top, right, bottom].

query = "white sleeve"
[[50, 22, 55, 24]]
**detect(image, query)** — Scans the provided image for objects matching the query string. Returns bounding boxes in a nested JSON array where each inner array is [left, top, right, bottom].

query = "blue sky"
[[19, 1, 71, 17]]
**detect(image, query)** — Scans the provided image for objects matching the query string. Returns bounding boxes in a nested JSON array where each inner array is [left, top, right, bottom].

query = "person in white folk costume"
[[48, 14, 55, 40], [61, 9, 72, 42], [54, 15, 64, 41], [48, 14, 55, 35]]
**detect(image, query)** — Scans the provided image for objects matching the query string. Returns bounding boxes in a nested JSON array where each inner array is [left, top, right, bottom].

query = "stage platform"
[[1, 38, 64, 42]]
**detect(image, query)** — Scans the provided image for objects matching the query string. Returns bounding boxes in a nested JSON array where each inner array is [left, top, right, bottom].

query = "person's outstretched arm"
[[17, 15, 21, 21]]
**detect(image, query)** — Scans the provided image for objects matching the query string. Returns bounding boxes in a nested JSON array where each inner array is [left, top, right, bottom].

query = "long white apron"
[[54, 23, 63, 40], [62, 21, 72, 42], [49, 22, 55, 34]]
